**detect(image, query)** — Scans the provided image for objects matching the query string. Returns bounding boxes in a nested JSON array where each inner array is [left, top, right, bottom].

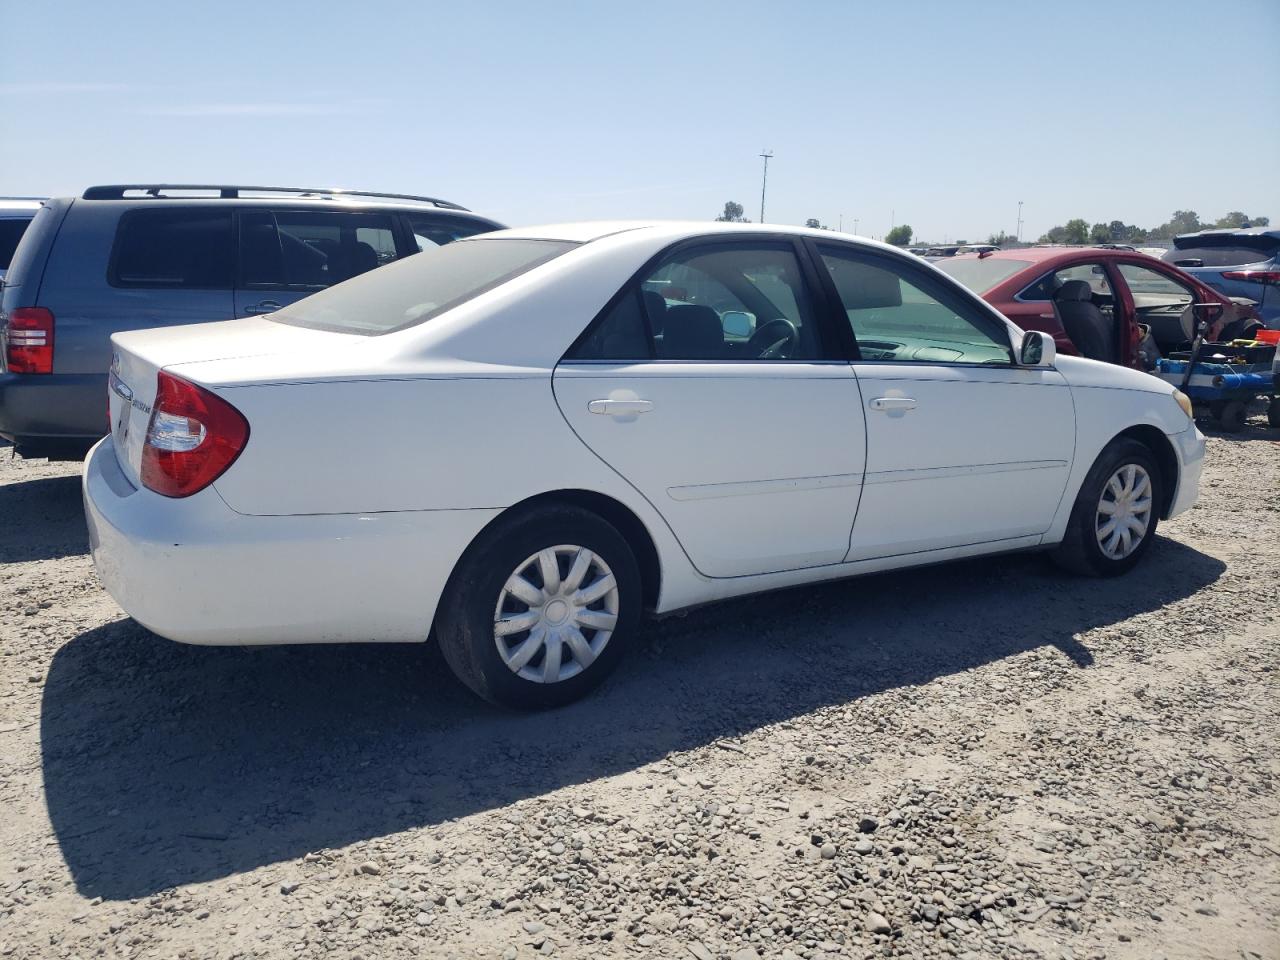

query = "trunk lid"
[[107, 316, 362, 487]]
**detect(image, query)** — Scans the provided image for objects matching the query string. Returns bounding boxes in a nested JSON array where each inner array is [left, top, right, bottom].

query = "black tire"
[[1268, 397, 1280, 428], [1208, 399, 1225, 420], [434, 505, 642, 709], [1218, 401, 1246, 433], [1051, 438, 1162, 577]]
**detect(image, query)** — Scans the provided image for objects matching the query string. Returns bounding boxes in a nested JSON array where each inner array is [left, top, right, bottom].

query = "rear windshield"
[[933, 257, 1031, 294], [0, 217, 34, 270], [1165, 236, 1279, 268], [271, 238, 578, 335]]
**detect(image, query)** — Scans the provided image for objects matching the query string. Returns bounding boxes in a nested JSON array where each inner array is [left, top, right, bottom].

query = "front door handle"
[[869, 396, 918, 412], [245, 300, 283, 315], [870, 399, 921, 414], [588, 399, 654, 416]]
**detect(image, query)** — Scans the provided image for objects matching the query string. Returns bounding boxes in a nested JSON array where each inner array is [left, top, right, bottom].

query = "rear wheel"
[[1268, 397, 1280, 428], [435, 505, 641, 709], [1052, 438, 1162, 577]]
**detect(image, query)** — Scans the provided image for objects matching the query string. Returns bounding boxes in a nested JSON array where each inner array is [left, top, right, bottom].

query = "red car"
[[933, 248, 1260, 368]]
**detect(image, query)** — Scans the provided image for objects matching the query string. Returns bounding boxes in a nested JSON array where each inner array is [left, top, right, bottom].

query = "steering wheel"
[[748, 317, 800, 359]]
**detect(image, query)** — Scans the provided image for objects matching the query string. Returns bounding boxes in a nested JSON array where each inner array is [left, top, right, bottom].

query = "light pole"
[[1017, 201, 1024, 243], [853, 218, 859, 235], [758, 150, 773, 224]]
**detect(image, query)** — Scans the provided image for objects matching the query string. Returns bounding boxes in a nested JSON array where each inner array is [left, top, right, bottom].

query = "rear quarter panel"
[[207, 373, 702, 609]]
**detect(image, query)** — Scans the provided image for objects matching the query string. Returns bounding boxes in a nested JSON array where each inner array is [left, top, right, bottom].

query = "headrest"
[[1056, 279, 1093, 302], [662, 304, 723, 359], [641, 290, 667, 334]]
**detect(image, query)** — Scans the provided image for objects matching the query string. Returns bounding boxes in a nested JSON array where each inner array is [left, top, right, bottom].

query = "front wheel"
[[434, 505, 642, 709], [1051, 438, 1162, 577]]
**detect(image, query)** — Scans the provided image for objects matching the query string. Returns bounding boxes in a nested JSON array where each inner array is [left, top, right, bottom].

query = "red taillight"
[[140, 371, 249, 498], [4, 307, 55, 374], [1221, 270, 1280, 285]]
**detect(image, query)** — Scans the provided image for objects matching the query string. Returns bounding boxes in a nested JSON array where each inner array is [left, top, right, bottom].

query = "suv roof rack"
[[81, 184, 470, 211]]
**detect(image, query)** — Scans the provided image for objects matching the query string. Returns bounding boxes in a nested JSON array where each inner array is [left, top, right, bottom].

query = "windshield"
[[933, 257, 1032, 294], [271, 238, 578, 335]]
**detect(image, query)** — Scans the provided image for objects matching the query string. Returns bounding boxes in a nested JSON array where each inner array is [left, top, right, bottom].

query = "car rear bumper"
[[1167, 423, 1204, 520], [83, 437, 498, 646], [0, 372, 106, 455]]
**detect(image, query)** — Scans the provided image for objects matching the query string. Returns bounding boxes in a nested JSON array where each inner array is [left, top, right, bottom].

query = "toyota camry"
[[84, 222, 1205, 708]]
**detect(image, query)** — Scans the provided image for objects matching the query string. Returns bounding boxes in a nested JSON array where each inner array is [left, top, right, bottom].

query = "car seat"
[[1053, 280, 1116, 363]]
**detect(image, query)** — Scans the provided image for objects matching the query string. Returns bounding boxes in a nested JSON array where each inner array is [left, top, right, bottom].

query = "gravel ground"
[[1, 410, 1277, 960]]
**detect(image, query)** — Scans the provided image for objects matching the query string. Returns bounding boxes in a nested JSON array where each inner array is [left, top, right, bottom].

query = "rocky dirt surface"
[[1, 413, 1277, 960]]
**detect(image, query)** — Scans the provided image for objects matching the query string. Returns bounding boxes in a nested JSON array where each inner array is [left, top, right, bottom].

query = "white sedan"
[[84, 222, 1205, 707]]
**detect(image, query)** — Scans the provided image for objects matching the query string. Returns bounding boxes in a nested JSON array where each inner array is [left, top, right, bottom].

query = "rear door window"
[[238, 209, 401, 290], [110, 209, 235, 288]]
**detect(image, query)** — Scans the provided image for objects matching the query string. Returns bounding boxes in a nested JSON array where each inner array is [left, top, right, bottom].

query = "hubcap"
[[493, 545, 620, 684], [1095, 463, 1153, 560]]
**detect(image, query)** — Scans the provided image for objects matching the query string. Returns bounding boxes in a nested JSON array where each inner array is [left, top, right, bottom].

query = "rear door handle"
[[588, 399, 654, 416], [245, 300, 283, 315], [869, 396, 917, 412]]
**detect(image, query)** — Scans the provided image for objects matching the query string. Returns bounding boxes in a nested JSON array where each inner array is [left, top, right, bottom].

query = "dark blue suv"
[[0, 184, 503, 458]]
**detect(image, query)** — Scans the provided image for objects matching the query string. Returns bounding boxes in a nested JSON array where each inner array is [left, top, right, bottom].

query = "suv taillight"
[[141, 371, 249, 498], [4, 307, 55, 374], [1221, 270, 1280, 286]]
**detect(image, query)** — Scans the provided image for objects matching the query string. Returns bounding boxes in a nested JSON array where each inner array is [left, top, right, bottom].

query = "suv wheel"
[[435, 505, 641, 709], [1051, 438, 1162, 577]]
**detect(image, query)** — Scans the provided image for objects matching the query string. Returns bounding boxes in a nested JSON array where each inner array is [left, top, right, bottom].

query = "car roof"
[[482, 220, 909, 253], [1174, 227, 1280, 241], [69, 195, 499, 219], [61, 185, 498, 220]]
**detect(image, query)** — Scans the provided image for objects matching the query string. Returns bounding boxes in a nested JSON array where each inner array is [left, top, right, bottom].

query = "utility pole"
[[853, 218, 859, 235], [838, 214, 843, 232], [1017, 200, 1024, 243], [758, 150, 773, 224]]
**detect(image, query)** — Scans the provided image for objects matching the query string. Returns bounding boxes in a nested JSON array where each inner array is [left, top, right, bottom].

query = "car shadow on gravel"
[[0, 474, 87, 563], [41, 536, 1224, 900]]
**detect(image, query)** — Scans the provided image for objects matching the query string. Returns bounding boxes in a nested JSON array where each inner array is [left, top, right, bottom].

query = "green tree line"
[[1036, 210, 1270, 246]]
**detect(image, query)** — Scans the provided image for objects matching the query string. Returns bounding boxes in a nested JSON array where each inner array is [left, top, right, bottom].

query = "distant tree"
[[884, 225, 913, 246], [1151, 210, 1201, 238], [805, 218, 820, 229], [1213, 211, 1269, 228], [1063, 219, 1090, 245], [716, 201, 747, 223], [987, 230, 1016, 246], [1089, 223, 1111, 244]]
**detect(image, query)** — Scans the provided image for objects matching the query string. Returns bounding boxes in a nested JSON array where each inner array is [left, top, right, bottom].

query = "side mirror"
[[720, 310, 755, 338], [1020, 330, 1056, 367]]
